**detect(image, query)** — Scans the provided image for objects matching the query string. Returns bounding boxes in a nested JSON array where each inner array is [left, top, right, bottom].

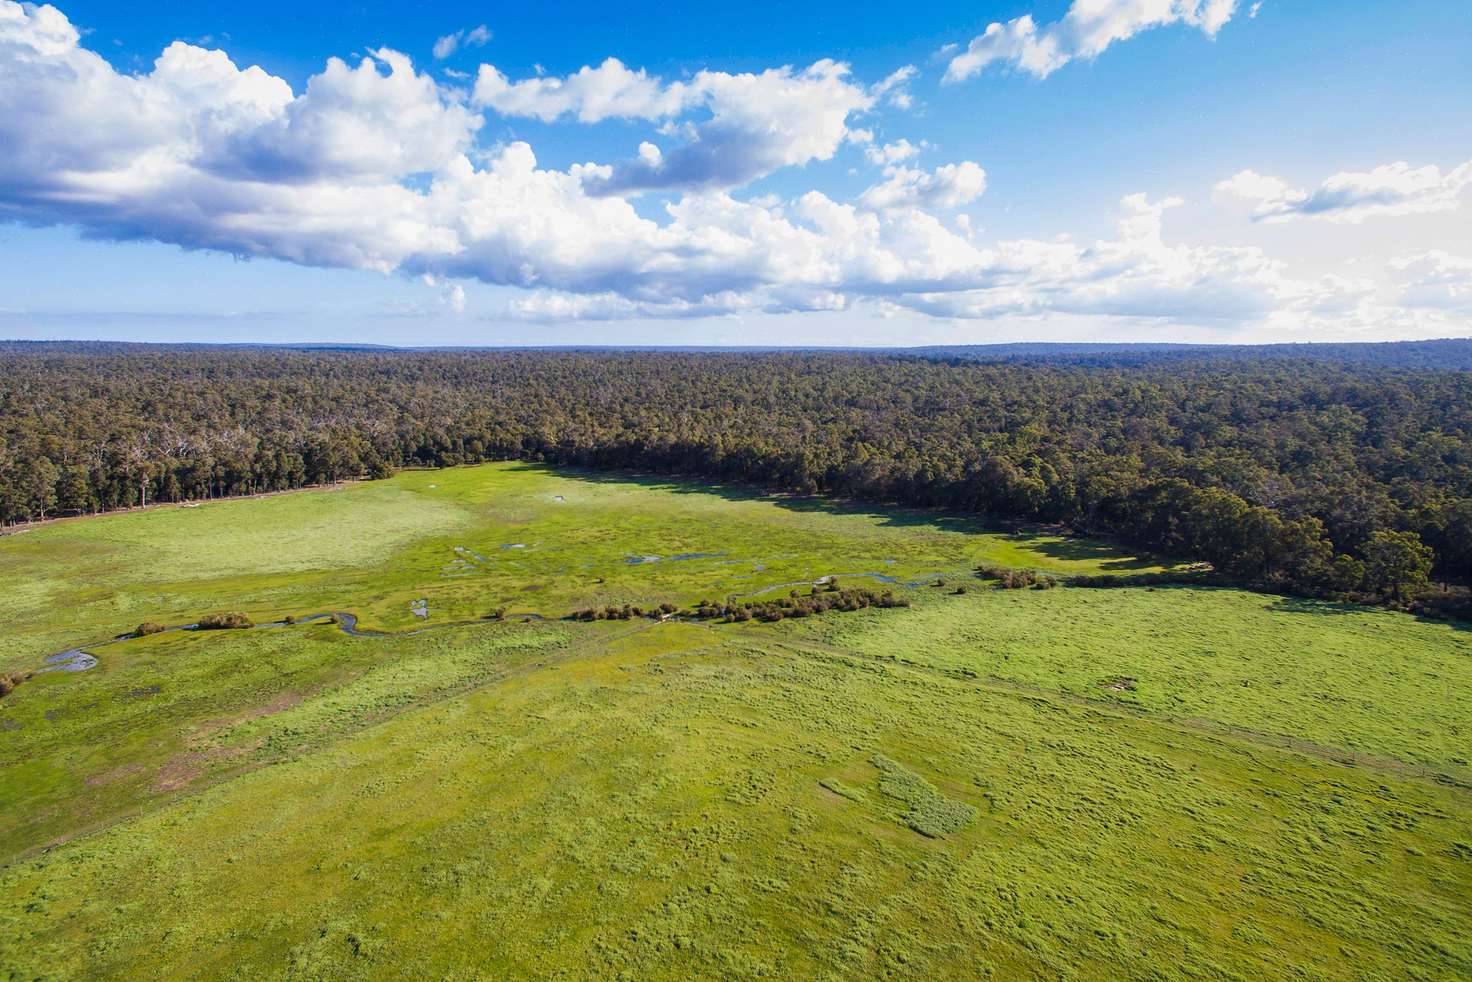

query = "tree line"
[[2, 342, 1468, 610]]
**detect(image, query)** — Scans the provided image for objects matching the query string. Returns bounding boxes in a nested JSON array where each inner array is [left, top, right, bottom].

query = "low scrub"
[[1410, 587, 1472, 622], [569, 587, 911, 625], [0, 671, 35, 699], [196, 612, 253, 630], [975, 565, 1057, 589], [1070, 569, 1217, 589], [134, 622, 167, 636], [569, 603, 649, 622], [703, 586, 909, 623]]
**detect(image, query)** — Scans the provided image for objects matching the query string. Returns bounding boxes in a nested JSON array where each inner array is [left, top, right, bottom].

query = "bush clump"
[[134, 621, 167, 636], [1070, 569, 1216, 589], [697, 586, 908, 623], [567, 585, 911, 625], [975, 565, 1056, 589], [0, 671, 35, 698], [196, 612, 254, 630]]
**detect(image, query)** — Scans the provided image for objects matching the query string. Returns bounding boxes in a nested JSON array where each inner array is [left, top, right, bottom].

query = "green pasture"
[[1, 462, 1468, 978], [0, 462, 1172, 668]]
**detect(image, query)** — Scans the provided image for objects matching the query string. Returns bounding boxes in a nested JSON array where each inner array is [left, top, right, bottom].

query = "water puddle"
[[628, 551, 728, 565], [410, 599, 429, 620], [41, 650, 98, 673]]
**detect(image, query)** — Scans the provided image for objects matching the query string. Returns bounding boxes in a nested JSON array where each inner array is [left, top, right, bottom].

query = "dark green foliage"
[[1362, 530, 1435, 603], [569, 604, 643, 622], [1070, 570, 1218, 589], [196, 612, 253, 630], [976, 565, 1057, 590], [682, 586, 910, 623], [2, 344, 1470, 610]]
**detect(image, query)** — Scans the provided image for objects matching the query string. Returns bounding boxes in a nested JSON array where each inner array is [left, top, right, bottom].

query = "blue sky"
[[0, 0, 1468, 345]]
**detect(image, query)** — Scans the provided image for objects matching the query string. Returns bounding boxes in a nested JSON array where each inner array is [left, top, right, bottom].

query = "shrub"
[[196, 612, 253, 630], [1070, 570, 1215, 589], [135, 621, 167, 636], [975, 565, 1055, 590]]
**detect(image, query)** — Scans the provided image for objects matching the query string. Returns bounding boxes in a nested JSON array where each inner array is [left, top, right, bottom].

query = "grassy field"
[[1, 464, 1468, 978], [0, 463, 1173, 668]]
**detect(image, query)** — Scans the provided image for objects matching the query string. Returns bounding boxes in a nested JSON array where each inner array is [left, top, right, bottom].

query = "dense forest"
[[3, 342, 1470, 612], [913, 338, 1472, 370]]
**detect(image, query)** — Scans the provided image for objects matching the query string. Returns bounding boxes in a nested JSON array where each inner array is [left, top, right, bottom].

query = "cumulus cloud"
[[1215, 159, 1472, 223], [859, 161, 987, 210], [474, 57, 873, 192], [864, 139, 923, 166], [0, 1, 1396, 334], [871, 65, 917, 109], [944, 0, 1240, 82], [891, 194, 1324, 322], [1392, 251, 1472, 314], [433, 24, 490, 60], [472, 57, 689, 122]]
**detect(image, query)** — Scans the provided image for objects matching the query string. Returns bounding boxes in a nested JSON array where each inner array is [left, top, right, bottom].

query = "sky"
[[0, 0, 1469, 347]]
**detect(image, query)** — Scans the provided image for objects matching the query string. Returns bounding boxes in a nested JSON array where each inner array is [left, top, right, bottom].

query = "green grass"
[[798, 585, 1472, 773], [0, 462, 1468, 978], [1, 629, 1467, 979], [871, 753, 978, 838], [0, 463, 1175, 671]]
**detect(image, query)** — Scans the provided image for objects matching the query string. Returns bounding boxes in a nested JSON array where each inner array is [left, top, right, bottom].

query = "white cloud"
[[864, 139, 922, 166], [892, 194, 1322, 323], [433, 24, 491, 60], [475, 57, 874, 192], [1215, 159, 1472, 223], [1392, 251, 1472, 314], [871, 65, 916, 109], [392, 277, 468, 316], [473, 57, 689, 122], [859, 161, 987, 210], [944, 0, 1240, 83], [0, 0, 1438, 339]]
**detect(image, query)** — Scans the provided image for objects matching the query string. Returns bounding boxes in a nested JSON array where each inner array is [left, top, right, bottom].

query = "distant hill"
[[5, 337, 1471, 370], [907, 339, 1472, 370]]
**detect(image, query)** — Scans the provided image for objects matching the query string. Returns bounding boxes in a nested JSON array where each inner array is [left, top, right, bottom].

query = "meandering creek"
[[34, 564, 973, 677], [33, 609, 550, 678]]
